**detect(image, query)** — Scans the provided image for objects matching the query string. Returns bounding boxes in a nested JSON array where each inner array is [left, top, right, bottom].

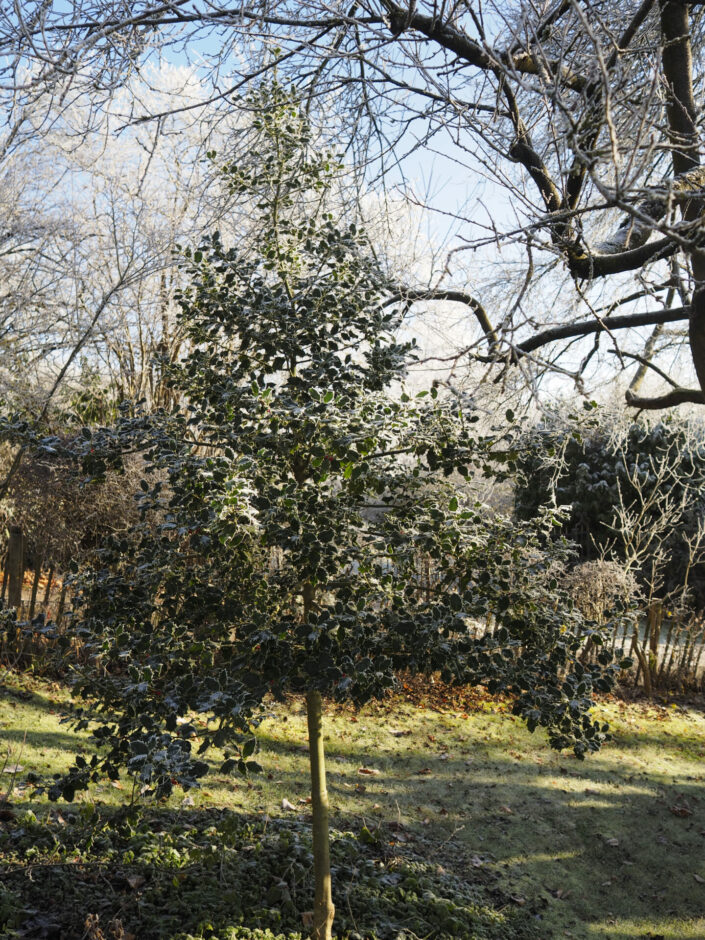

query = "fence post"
[[7, 525, 24, 609]]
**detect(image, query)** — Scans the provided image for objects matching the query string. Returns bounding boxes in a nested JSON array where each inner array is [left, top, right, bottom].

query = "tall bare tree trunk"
[[305, 688, 335, 940]]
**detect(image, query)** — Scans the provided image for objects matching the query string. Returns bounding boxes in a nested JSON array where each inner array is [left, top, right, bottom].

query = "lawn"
[[1, 670, 704, 939]]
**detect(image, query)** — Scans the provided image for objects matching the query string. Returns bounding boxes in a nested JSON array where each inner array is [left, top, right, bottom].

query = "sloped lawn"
[[1, 670, 704, 939]]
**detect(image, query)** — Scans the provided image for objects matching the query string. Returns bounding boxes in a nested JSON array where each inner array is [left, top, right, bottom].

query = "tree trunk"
[[305, 688, 335, 940], [56, 580, 68, 627], [43, 565, 55, 610], [1, 551, 8, 604], [647, 601, 662, 685], [7, 525, 24, 609], [632, 626, 652, 698], [29, 555, 43, 620]]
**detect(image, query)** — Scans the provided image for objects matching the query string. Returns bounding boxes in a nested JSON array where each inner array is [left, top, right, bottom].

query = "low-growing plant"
[[0, 806, 541, 939]]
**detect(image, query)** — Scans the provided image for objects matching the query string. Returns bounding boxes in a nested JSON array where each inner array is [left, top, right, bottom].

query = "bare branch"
[[625, 387, 705, 409]]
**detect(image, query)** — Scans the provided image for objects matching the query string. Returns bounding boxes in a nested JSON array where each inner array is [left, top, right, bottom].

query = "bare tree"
[[4, 0, 705, 406], [0, 65, 248, 414]]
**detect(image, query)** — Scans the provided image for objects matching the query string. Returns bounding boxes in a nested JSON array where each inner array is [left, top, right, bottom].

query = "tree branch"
[[568, 236, 677, 279], [511, 307, 688, 357], [386, 287, 499, 351], [625, 387, 704, 409]]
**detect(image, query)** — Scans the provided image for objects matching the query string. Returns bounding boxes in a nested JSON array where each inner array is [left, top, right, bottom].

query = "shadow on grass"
[[0, 728, 93, 752], [250, 725, 705, 938], [606, 725, 705, 761], [0, 683, 79, 720]]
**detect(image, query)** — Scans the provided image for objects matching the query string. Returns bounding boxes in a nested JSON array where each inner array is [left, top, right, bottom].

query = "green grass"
[[1, 669, 705, 939]]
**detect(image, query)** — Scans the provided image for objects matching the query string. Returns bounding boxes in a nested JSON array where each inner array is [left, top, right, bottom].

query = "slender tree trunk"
[[29, 555, 43, 620], [7, 525, 24, 609], [305, 688, 335, 940], [632, 625, 652, 697], [56, 580, 68, 628], [1, 551, 8, 605], [647, 601, 662, 685], [43, 565, 54, 610]]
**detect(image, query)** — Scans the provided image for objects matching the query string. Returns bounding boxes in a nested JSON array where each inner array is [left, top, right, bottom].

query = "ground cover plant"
[[2, 670, 705, 939]]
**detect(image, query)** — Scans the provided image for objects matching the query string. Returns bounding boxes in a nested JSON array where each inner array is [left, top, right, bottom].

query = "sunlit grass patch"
[[586, 917, 705, 939]]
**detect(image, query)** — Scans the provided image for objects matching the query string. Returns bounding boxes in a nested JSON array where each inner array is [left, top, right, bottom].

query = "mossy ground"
[[1, 670, 704, 939]]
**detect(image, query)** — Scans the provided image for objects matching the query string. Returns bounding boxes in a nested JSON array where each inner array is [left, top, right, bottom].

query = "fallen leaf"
[[605, 837, 619, 846], [111, 781, 123, 790], [670, 805, 693, 818], [416, 768, 433, 776], [3, 765, 23, 774], [358, 767, 380, 776], [694, 874, 705, 884], [510, 896, 526, 906], [298, 796, 312, 805], [499, 805, 513, 814], [281, 798, 296, 811], [126, 874, 145, 891], [389, 729, 409, 737]]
